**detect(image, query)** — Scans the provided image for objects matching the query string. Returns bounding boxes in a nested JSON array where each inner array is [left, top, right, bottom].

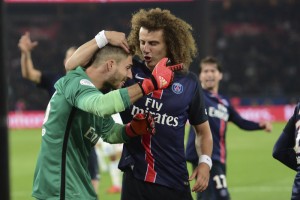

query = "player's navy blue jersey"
[[186, 90, 261, 166], [273, 102, 300, 171], [119, 58, 208, 191], [38, 71, 64, 96]]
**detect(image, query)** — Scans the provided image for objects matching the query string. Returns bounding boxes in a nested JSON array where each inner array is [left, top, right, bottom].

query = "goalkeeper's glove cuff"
[[125, 123, 138, 137], [138, 77, 157, 95]]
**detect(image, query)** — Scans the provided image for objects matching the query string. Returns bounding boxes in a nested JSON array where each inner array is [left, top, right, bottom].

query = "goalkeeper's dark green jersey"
[[32, 67, 130, 200]]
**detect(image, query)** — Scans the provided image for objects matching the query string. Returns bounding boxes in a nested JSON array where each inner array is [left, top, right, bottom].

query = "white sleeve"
[[111, 113, 123, 124]]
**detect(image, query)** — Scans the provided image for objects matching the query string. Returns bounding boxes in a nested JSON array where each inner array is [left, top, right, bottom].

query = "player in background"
[[18, 32, 100, 195], [65, 8, 213, 200], [18, 32, 75, 95], [186, 56, 272, 200], [273, 101, 300, 200], [96, 113, 123, 194]]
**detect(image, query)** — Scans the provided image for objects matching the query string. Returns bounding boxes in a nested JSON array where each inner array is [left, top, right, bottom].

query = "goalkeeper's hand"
[[125, 113, 155, 137], [139, 57, 183, 95]]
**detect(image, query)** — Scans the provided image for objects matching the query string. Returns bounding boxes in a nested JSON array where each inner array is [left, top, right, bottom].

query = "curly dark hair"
[[128, 8, 198, 70]]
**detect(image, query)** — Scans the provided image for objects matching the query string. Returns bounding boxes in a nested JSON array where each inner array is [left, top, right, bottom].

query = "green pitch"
[[9, 122, 295, 200]]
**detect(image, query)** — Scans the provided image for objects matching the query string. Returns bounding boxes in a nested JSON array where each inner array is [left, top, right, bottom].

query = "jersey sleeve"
[[100, 117, 129, 144], [228, 103, 261, 130], [188, 73, 208, 125], [272, 103, 298, 171], [76, 88, 130, 117], [62, 76, 130, 118], [38, 71, 63, 97]]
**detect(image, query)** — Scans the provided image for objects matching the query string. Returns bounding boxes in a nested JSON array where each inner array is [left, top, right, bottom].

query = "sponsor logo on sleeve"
[[80, 79, 95, 87]]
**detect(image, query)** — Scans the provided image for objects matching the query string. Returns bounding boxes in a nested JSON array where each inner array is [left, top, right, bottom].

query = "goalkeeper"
[[32, 35, 182, 200]]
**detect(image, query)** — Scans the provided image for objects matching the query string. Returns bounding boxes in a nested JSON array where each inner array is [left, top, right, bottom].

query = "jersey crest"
[[171, 82, 183, 94]]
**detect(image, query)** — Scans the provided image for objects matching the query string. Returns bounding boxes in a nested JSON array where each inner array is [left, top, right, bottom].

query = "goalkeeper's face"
[[199, 63, 223, 92], [107, 56, 133, 89]]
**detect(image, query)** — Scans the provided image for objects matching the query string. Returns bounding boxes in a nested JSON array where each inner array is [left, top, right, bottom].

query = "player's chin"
[[145, 60, 155, 69], [204, 81, 215, 88], [117, 81, 125, 89]]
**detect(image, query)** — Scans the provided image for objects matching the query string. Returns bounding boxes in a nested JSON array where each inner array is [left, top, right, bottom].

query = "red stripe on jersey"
[[152, 90, 163, 99], [219, 120, 226, 163], [141, 134, 157, 182], [214, 94, 226, 164]]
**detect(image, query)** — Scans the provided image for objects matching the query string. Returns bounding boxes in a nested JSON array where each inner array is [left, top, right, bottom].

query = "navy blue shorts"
[[194, 162, 230, 200], [88, 147, 99, 180], [121, 169, 193, 200]]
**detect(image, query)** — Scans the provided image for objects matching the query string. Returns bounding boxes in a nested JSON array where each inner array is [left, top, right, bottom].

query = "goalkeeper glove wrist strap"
[[125, 123, 138, 137], [138, 76, 157, 95]]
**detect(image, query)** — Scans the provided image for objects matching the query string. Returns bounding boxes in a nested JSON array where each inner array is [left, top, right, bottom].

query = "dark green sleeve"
[[100, 117, 130, 143]]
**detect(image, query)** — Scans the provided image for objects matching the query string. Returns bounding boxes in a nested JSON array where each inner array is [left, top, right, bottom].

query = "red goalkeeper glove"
[[139, 57, 183, 95], [125, 113, 155, 137]]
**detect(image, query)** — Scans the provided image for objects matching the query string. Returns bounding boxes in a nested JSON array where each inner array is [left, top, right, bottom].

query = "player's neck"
[[86, 66, 106, 89], [207, 87, 218, 94]]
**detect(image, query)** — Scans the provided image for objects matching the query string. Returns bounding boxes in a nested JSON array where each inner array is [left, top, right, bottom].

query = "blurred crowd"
[[5, 0, 300, 111], [211, 1, 300, 105]]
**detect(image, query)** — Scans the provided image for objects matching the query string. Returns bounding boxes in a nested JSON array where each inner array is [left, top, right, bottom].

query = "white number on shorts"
[[213, 174, 228, 189]]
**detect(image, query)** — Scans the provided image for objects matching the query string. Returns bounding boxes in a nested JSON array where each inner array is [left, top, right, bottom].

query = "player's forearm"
[[127, 84, 144, 105], [78, 84, 143, 117], [194, 121, 213, 157], [197, 135, 213, 157], [237, 119, 261, 130], [78, 89, 130, 117], [65, 38, 98, 71], [20, 51, 41, 83], [101, 123, 129, 144], [20, 52, 29, 78]]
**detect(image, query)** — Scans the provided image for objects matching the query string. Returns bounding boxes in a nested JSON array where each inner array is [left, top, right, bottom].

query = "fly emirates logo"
[[208, 104, 229, 121], [131, 98, 179, 126]]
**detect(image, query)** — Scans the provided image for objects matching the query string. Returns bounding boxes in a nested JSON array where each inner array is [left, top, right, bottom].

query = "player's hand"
[[125, 113, 155, 137], [139, 57, 183, 95], [188, 163, 210, 193], [259, 121, 272, 132], [104, 31, 130, 53], [18, 32, 38, 52]]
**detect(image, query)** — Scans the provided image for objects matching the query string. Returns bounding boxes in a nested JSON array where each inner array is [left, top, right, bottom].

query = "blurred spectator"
[[15, 98, 26, 113]]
